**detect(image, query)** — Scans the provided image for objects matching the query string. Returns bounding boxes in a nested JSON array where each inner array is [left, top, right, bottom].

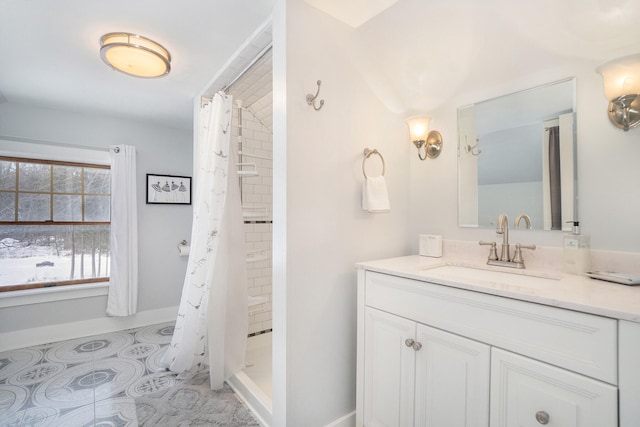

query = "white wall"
[[273, 1, 412, 425], [0, 103, 192, 338], [274, 2, 640, 426], [409, 59, 640, 254]]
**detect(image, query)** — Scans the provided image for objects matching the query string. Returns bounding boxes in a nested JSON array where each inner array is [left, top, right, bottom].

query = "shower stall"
[[200, 21, 274, 425]]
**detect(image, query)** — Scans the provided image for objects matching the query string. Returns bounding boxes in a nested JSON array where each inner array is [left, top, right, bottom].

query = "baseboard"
[[0, 305, 178, 352], [227, 370, 272, 427], [324, 411, 356, 427]]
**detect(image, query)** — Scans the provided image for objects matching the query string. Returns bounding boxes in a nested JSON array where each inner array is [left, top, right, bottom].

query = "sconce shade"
[[596, 53, 640, 101], [100, 32, 171, 78], [405, 115, 442, 160], [406, 116, 431, 142], [596, 53, 640, 131]]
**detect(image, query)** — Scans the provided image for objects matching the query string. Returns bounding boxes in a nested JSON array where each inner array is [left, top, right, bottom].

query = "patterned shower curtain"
[[162, 92, 248, 388]]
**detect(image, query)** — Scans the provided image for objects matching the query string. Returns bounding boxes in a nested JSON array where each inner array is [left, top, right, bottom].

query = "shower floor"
[[228, 331, 273, 425], [244, 332, 272, 398]]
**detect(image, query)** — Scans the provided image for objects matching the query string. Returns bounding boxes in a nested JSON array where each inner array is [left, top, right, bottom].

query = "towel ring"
[[362, 148, 385, 178]]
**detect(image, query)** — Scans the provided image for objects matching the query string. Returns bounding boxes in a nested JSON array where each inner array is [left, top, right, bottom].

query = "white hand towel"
[[362, 175, 390, 213]]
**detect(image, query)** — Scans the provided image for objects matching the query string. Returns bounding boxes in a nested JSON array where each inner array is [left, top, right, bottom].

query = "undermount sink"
[[420, 262, 562, 288]]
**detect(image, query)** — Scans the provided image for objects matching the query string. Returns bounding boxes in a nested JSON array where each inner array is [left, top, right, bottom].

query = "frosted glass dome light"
[[100, 32, 171, 78]]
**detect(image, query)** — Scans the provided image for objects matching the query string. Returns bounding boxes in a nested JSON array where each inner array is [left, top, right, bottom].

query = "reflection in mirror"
[[457, 78, 576, 231]]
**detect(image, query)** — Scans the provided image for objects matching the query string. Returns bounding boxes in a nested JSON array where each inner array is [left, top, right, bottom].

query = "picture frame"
[[146, 174, 192, 205]]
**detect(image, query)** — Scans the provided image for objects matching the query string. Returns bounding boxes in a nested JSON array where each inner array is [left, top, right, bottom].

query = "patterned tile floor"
[[0, 322, 182, 426]]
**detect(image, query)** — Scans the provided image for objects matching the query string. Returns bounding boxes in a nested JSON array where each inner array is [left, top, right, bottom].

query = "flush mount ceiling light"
[[100, 32, 171, 78], [406, 116, 443, 160], [596, 53, 640, 131]]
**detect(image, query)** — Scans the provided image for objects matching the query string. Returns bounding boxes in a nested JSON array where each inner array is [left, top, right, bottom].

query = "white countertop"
[[357, 255, 640, 323]]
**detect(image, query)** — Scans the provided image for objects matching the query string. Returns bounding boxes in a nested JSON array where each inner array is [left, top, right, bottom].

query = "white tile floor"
[[0, 322, 178, 426]]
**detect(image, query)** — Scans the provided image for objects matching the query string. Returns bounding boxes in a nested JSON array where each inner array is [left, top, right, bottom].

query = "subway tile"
[[247, 287, 264, 297], [255, 312, 271, 323]]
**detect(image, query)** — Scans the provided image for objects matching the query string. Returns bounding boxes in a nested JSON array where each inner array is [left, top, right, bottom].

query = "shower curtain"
[[162, 92, 248, 389], [543, 123, 562, 231], [548, 126, 562, 230]]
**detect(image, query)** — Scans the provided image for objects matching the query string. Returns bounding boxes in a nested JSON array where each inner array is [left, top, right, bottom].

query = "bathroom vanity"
[[355, 255, 640, 427]]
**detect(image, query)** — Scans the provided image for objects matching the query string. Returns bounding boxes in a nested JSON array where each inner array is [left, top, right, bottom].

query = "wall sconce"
[[596, 53, 640, 131], [406, 116, 443, 160]]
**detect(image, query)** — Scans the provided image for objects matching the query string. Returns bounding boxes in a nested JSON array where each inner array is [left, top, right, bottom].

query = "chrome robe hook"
[[306, 80, 324, 111]]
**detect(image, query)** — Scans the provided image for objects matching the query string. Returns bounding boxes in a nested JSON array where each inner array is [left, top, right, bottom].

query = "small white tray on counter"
[[587, 271, 640, 286]]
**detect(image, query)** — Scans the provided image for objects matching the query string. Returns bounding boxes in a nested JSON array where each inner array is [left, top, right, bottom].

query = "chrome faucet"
[[479, 213, 536, 269], [515, 214, 532, 230], [496, 213, 510, 261]]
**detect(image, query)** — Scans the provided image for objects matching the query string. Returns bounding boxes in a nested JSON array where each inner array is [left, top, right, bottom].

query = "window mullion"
[[49, 164, 54, 221], [14, 161, 19, 221], [81, 166, 85, 222]]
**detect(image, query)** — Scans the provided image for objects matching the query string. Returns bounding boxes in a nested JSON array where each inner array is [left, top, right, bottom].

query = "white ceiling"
[[0, 0, 274, 130], [338, 0, 640, 114], [303, 0, 399, 28], [2, 0, 639, 133]]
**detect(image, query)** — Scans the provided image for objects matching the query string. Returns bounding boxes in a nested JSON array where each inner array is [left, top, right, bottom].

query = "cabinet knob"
[[535, 410, 550, 425], [404, 338, 422, 351]]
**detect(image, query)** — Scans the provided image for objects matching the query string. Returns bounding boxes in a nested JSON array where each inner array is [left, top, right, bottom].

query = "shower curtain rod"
[[0, 134, 111, 152], [223, 43, 272, 93], [201, 42, 273, 105]]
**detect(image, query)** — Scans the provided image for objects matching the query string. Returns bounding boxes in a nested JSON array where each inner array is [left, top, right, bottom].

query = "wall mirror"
[[457, 78, 577, 231]]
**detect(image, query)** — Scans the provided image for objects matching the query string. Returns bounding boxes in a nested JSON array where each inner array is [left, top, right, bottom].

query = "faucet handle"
[[479, 241, 498, 261], [512, 243, 536, 265], [517, 244, 536, 250]]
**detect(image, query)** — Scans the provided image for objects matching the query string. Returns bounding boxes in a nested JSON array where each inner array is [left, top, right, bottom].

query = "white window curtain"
[[162, 92, 248, 389], [106, 144, 139, 316]]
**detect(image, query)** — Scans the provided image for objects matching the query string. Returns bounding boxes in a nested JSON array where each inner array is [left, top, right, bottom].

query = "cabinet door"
[[414, 324, 490, 427], [490, 348, 617, 427], [364, 307, 416, 427]]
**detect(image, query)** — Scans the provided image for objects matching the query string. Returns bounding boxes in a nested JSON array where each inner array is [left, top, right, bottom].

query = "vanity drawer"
[[364, 271, 618, 384]]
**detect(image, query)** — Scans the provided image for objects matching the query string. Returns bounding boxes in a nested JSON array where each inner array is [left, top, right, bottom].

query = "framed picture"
[[146, 174, 192, 205]]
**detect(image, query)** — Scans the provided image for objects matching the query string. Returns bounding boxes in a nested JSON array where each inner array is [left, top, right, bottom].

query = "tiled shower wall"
[[231, 106, 273, 335]]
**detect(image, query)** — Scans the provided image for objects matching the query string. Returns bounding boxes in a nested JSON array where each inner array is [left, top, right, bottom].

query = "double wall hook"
[[306, 80, 325, 111], [465, 135, 481, 156]]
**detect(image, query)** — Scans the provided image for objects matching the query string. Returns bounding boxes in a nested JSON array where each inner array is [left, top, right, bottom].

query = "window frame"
[[0, 155, 111, 292]]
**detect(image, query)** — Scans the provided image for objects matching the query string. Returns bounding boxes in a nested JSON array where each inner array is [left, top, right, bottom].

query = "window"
[[0, 156, 110, 292]]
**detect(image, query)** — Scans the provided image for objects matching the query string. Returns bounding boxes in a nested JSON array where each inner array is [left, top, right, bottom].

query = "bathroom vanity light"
[[596, 53, 640, 131], [406, 116, 443, 160], [100, 32, 171, 78]]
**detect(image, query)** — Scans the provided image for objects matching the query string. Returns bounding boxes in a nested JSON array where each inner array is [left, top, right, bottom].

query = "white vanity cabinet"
[[356, 267, 621, 427], [363, 307, 490, 427], [490, 348, 617, 427]]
